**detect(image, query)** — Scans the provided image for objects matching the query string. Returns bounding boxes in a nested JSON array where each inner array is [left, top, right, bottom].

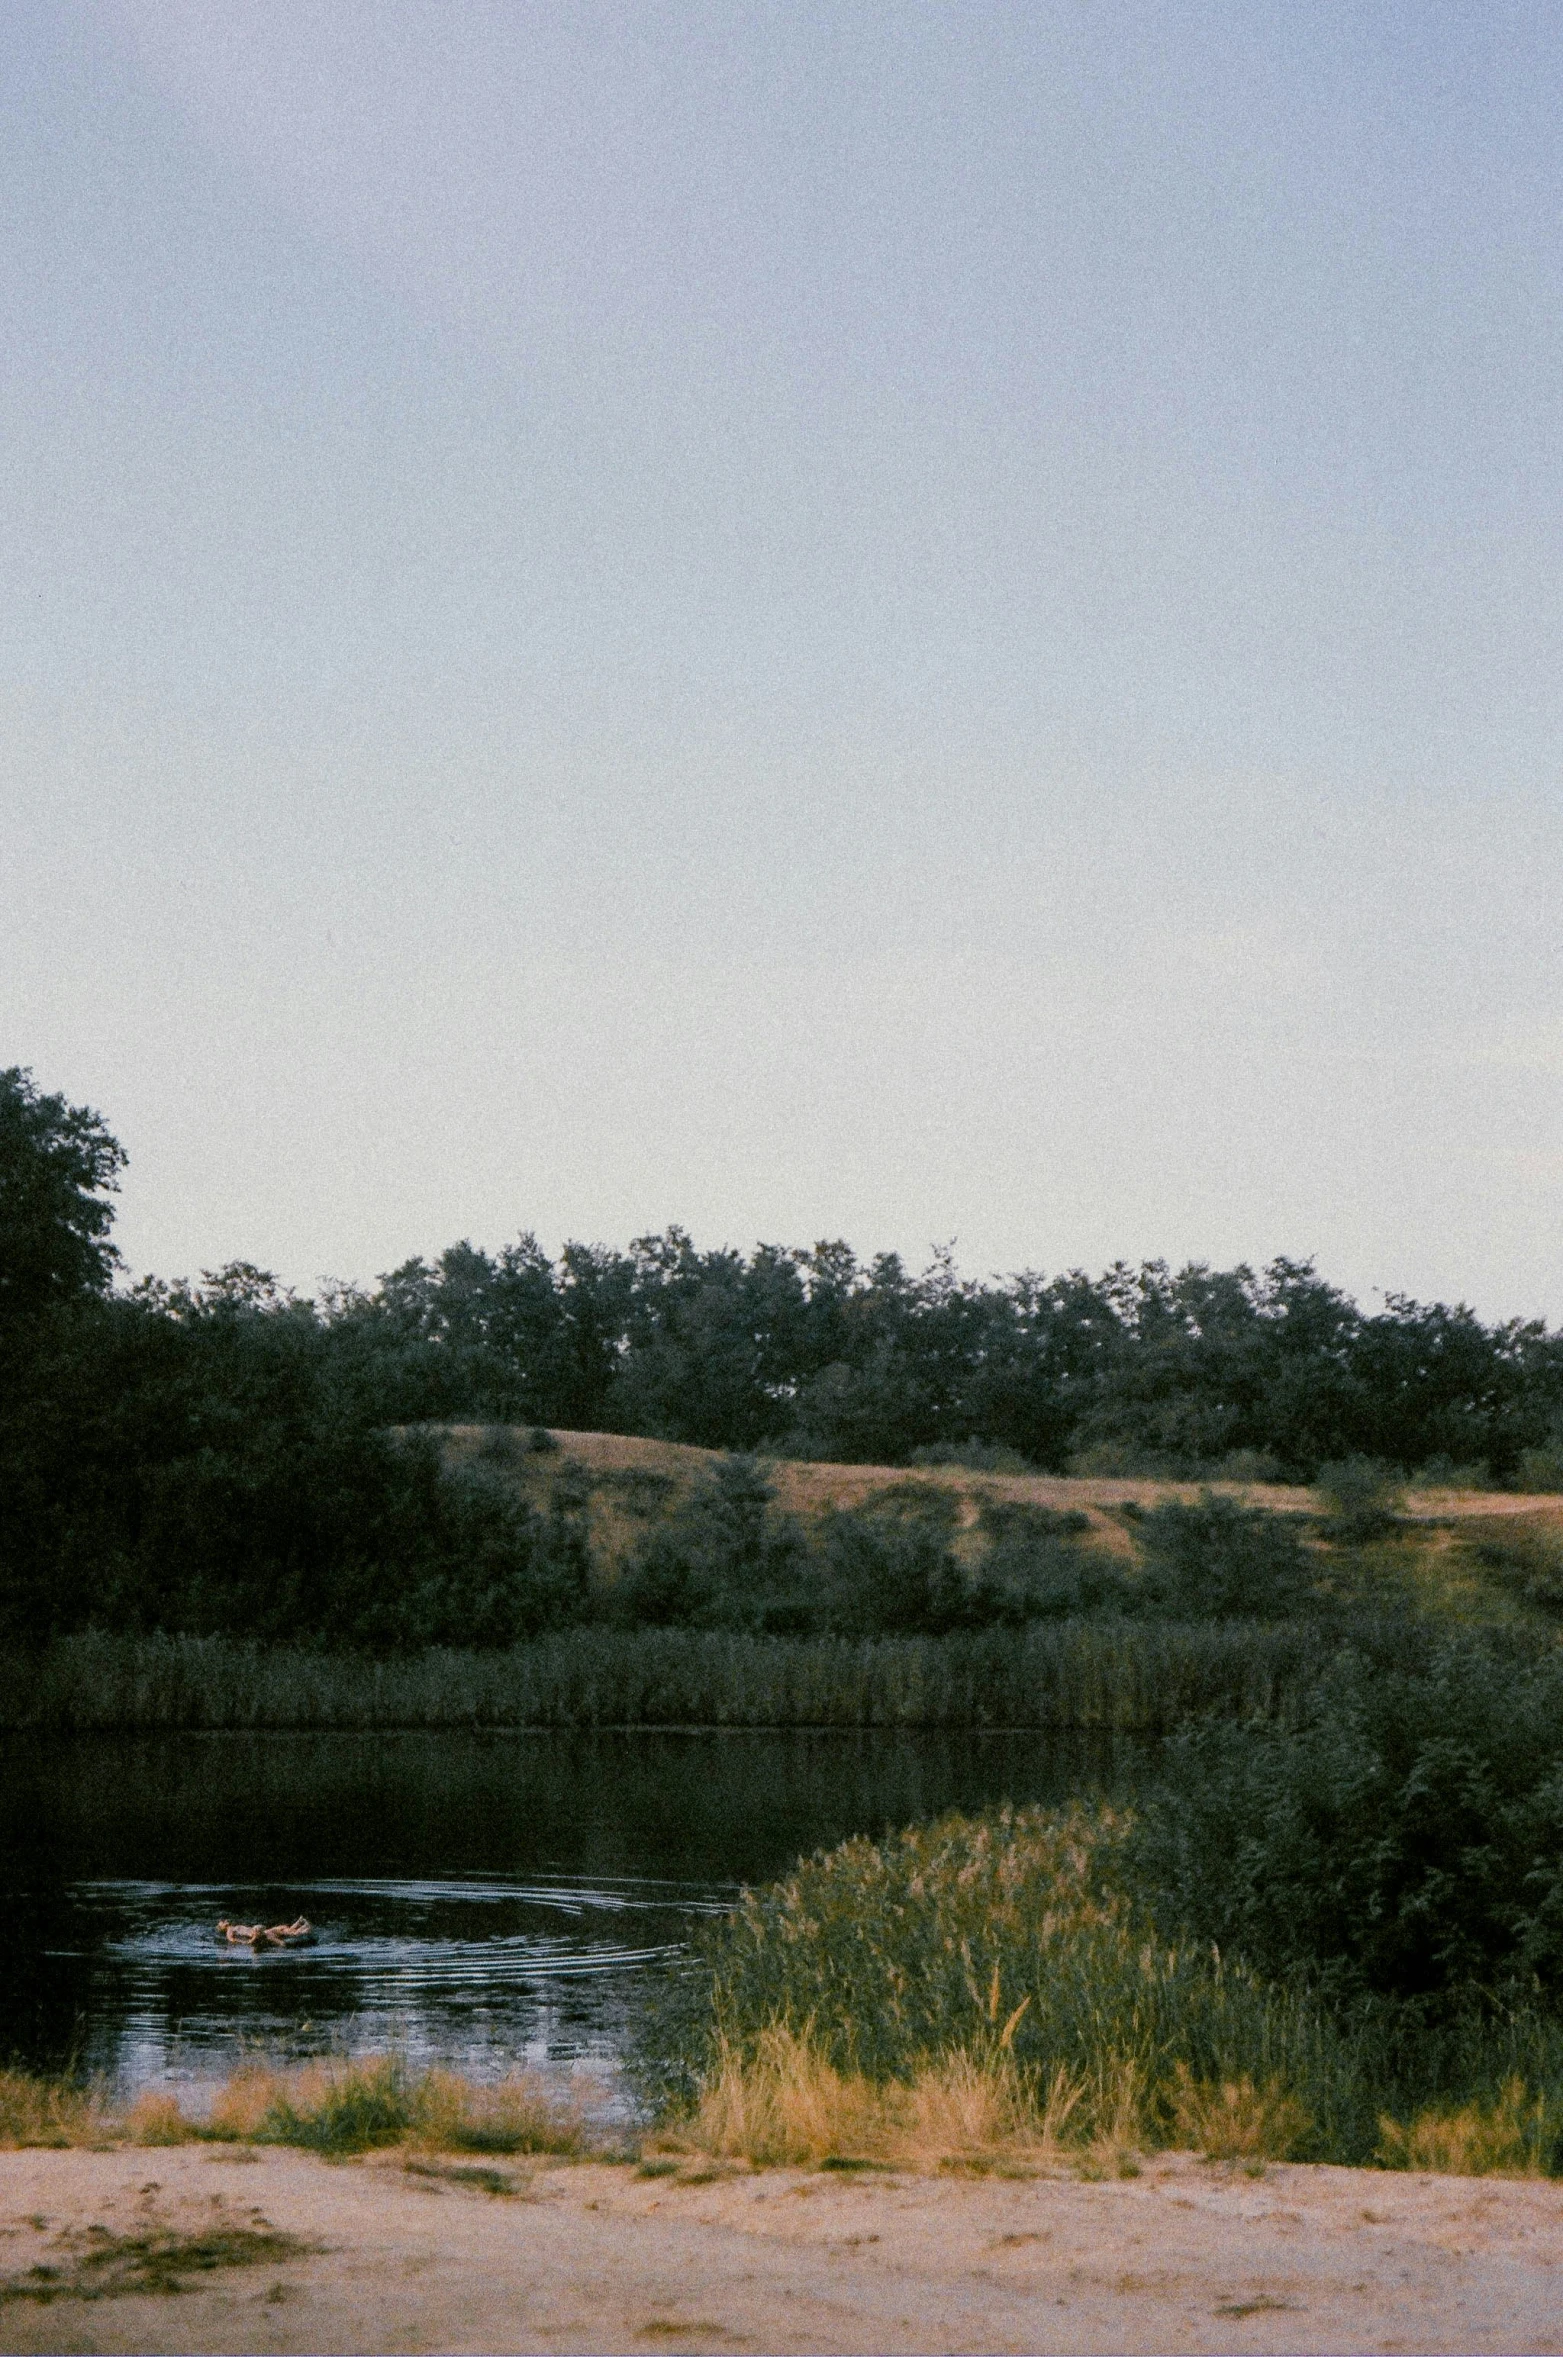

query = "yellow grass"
[[0, 2069, 111, 2149], [408, 2067, 589, 2156], [654, 2027, 1108, 2178], [1168, 2063, 1312, 2164], [126, 2060, 592, 2157], [125, 2091, 200, 2146], [1377, 2078, 1556, 2178]]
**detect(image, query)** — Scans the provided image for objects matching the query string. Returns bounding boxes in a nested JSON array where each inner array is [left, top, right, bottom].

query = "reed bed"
[[0, 1619, 1343, 1732], [649, 1802, 1563, 2175]]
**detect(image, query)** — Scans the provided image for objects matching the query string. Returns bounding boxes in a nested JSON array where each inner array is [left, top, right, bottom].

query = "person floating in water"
[[216, 1916, 311, 1949]]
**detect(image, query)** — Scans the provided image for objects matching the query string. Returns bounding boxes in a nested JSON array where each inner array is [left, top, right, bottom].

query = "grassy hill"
[[435, 1423, 1563, 1629]]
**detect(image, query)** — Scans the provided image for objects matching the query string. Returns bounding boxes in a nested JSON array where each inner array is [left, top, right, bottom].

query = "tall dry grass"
[[0, 2069, 111, 2149], [653, 2024, 1080, 2174], [1377, 2078, 1561, 2178]]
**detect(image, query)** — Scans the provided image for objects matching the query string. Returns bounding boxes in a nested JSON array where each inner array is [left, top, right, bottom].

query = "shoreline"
[[4, 2143, 1562, 2354]]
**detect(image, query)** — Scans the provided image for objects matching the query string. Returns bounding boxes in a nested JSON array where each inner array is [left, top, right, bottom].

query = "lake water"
[[1, 1729, 1144, 2111]]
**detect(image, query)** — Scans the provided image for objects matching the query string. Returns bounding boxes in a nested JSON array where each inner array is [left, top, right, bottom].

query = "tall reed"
[[648, 1801, 1375, 2160], [649, 1801, 1563, 2172], [0, 1619, 1346, 1733]]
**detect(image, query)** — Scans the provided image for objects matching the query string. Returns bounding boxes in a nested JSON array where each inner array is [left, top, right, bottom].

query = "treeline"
[[274, 1232, 1563, 1484], [6, 1062, 1563, 1649]]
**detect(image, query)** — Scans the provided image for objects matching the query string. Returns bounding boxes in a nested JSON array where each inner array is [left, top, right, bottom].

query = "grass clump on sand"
[[0, 2068, 112, 2149], [208, 2058, 590, 2156], [1377, 2078, 1562, 2178], [2, 2057, 591, 2161], [121, 2058, 591, 2158]]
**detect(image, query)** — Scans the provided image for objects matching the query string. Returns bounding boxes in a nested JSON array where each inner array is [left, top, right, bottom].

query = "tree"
[[0, 1067, 126, 1330]]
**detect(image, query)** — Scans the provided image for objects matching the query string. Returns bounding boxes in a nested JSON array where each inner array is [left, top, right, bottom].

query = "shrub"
[[1468, 1529, 1563, 1618], [476, 1425, 526, 1465], [1129, 1642, 1563, 2007], [907, 1441, 1037, 1474], [1213, 1449, 1285, 1484], [968, 1502, 1130, 1623], [1517, 1438, 1563, 1493], [1316, 1458, 1405, 1542], [817, 1488, 967, 1636], [1134, 1496, 1315, 1619], [614, 1457, 814, 1633]]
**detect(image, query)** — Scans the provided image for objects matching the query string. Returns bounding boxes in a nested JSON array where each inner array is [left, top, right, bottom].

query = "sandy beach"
[[3, 2143, 1562, 2355]]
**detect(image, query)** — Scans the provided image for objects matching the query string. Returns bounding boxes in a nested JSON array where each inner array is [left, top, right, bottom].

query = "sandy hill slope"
[[433, 1423, 1563, 1591]]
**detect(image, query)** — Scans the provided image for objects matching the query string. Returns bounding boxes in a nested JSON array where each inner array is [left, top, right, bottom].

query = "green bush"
[[614, 1457, 814, 1633], [906, 1440, 1037, 1474], [1130, 1641, 1563, 2009], [1134, 1494, 1316, 1619], [1316, 1458, 1405, 1542], [968, 1502, 1130, 1622]]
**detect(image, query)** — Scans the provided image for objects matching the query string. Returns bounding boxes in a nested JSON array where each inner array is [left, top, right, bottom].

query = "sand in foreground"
[[3, 2144, 1562, 2356]]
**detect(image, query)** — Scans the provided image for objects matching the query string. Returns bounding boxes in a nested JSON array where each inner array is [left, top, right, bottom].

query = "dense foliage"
[[656, 1715, 1563, 2165], [1132, 1640, 1563, 2012], [292, 1233, 1563, 1484], [648, 1803, 1367, 2151], [6, 1061, 1563, 1645], [647, 1796, 1563, 2168]]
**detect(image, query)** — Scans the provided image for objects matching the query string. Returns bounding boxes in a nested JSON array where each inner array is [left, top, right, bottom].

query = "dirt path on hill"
[[3, 2145, 1562, 2355]]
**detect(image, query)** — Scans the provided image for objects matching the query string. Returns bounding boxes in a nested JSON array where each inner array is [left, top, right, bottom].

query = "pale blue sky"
[[5, 2, 1561, 1315]]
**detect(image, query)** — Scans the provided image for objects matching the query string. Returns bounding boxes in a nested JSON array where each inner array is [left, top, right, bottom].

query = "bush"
[[614, 1457, 814, 1634], [1316, 1458, 1405, 1542], [967, 1502, 1130, 1623], [1129, 1641, 1563, 2009], [1134, 1495, 1316, 1619], [1468, 1529, 1563, 1619], [1516, 1438, 1563, 1493], [816, 1487, 967, 1636], [907, 1441, 1037, 1474]]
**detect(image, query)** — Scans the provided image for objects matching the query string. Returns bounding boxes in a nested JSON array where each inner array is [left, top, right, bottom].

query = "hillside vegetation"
[[6, 1061, 1563, 1662], [435, 1422, 1563, 1637]]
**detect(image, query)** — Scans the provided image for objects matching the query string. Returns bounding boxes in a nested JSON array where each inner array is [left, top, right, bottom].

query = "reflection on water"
[[66, 1871, 718, 2103], [1, 1729, 1147, 2100]]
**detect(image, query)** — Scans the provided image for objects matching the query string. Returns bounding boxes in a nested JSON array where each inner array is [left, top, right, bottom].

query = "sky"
[[4, 1, 1562, 1318]]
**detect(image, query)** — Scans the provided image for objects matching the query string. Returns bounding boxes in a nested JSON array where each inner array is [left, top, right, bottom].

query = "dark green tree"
[[0, 1067, 125, 1330]]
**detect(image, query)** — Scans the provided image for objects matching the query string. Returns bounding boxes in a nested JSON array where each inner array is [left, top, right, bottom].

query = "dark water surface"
[[1, 1730, 1144, 2105]]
